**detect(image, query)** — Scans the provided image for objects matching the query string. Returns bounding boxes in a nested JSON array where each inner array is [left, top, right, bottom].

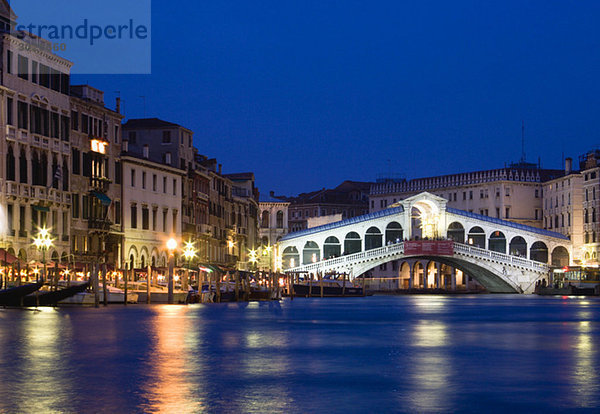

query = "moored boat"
[[0, 281, 44, 306]]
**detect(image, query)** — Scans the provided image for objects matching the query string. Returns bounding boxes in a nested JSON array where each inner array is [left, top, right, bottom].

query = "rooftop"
[[123, 118, 182, 130]]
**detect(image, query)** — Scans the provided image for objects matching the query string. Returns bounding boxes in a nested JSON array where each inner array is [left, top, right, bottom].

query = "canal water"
[[1, 295, 599, 413]]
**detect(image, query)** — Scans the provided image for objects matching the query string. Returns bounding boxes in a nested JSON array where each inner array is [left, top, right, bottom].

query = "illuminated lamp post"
[[166, 238, 177, 304], [182, 240, 196, 292], [33, 227, 53, 283]]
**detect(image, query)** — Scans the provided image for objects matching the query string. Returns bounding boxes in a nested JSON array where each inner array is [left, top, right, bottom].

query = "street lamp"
[[182, 240, 196, 292], [166, 238, 177, 304], [33, 226, 53, 283], [248, 248, 258, 270]]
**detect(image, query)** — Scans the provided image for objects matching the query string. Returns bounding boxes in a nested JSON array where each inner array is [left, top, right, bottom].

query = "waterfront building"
[[285, 181, 371, 232], [224, 172, 260, 270], [0, 20, 73, 264], [370, 162, 564, 228], [120, 152, 184, 269], [69, 85, 123, 268], [259, 192, 290, 270], [579, 150, 600, 264], [542, 158, 583, 263]]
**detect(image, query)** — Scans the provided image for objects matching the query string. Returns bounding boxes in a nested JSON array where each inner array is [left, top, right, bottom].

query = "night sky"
[[72, 1, 600, 196]]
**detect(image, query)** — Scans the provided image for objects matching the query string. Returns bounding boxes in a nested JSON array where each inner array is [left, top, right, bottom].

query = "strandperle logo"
[[15, 19, 149, 46], [12, 0, 151, 74]]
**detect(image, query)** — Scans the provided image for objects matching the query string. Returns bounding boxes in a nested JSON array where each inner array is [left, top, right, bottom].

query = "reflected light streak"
[[141, 306, 204, 413], [571, 320, 597, 408], [17, 311, 74, 413]]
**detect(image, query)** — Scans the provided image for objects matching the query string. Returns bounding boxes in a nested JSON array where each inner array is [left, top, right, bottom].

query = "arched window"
[[6, 146, 15, 181], [62, 160, 69, 191], [261, 210, 269, 228], [276, 210, 284, 228], [19, 149, 27, 184]]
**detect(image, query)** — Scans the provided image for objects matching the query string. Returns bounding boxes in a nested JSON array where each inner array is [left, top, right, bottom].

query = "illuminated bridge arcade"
[[278, 192, 571, 294]]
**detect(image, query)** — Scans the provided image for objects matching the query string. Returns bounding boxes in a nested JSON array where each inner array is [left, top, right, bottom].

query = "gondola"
[[4, 281, 90, 307], [0, 282, 44, 306]]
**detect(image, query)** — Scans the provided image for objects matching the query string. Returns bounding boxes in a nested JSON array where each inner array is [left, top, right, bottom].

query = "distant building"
[[259, 192, 290, 270], [542, 158, 583, 263], [370, 162, 564, 228], [120, 154, 184, 269], [285, 181, 372, 232], [579, 150, 600, 264]]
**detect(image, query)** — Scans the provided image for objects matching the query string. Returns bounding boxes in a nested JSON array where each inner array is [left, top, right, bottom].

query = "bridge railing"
[[286, 240, 549, 274], [454, 243, 549, 272], [287, 242, 405, 273]]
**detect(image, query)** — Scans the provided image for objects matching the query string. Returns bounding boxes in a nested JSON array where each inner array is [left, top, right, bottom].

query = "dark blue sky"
[[73, 0, 600, 196]]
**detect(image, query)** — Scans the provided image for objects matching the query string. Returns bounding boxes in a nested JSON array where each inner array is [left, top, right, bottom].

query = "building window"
[[163, 209, 168, 232], [17, 101, 28, 129], [72, 194, 80, 218], [130, 204, 137, 228], [115, 201, 121, 225], [6, 50, 12, 74], [6, 97, 13, 126], [173, 178, 176, 195], [163, 177, 167, 193], [469, 190, 473, 200], [162, 130, 171, 143], [131, 169, 135, 187], [142, 206, 149, 230], [505, 208, 510, 219], [72, 149, 80, 175], [142, 171, 146, 189], [153, 174, 157, 191], [152, 208, 157, 230], [82, 195, 89, 219], [163, 152, 171, 165], [505, 187, 510, 197], [172, 210, 178, 233]]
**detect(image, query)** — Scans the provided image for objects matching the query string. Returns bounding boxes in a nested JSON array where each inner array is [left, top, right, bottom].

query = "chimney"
[[270, 190, 275, 197], [143, 144, 149, 159], [122, 140, 128, 153], [565, 157, 572, 175], [218, 164, 222, 174], [116, 97, 121, 114]]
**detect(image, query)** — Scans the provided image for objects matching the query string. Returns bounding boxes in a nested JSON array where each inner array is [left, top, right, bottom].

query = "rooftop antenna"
[[520, 120, 526, 163]]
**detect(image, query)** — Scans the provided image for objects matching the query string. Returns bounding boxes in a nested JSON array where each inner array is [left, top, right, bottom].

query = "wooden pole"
[[102, 263, 108, 306], [235, 271, 240, 301], [290, 273, 294, 300], [308, 272, 312, 298], [342, 272, 346, 297], [93, 263, 100, 308], [124, 267, 128, 305], [198, 271, 204, 304], [319, 271, 324, 298], [216, 272, 221, 303], [146, 265, 151, 304]]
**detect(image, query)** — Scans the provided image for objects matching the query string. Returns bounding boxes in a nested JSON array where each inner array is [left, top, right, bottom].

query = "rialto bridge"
[[278, 192, 571, 294]]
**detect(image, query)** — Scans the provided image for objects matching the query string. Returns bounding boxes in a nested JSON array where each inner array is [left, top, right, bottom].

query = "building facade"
[[1, 22, 72, 264], [120, 154, 184, 270], [286, 181, 371, 232]]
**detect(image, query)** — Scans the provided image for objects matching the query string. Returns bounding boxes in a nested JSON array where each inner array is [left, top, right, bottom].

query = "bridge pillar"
[[451, 268, 456, 291], [435, 264, 441, 288]]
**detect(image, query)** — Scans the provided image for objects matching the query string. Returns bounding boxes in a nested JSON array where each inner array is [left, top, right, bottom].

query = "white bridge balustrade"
[[278, 192, 571, 294]]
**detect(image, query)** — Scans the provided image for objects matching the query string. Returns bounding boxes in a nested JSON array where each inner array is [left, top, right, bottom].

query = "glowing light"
[[228, 240, 235, 249], [182, 241, 196, 261], [166, 238, 177, 252], [91, 139, 108, 154]]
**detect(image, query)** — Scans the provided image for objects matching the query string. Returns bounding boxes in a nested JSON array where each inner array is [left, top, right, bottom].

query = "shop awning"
[[0, 248, 19, 264], [91, 191, 112, 206]]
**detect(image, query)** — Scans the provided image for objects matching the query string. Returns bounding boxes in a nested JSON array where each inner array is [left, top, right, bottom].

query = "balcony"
[[88, 218, 112, 231], [90, 177, 111, 192]]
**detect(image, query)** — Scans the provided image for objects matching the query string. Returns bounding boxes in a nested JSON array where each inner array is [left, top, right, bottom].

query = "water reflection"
[[571, 318, 598, 407], [405, 319, 451, 412], [140, 306, 204, 413], [16, 309, 75, 413]]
